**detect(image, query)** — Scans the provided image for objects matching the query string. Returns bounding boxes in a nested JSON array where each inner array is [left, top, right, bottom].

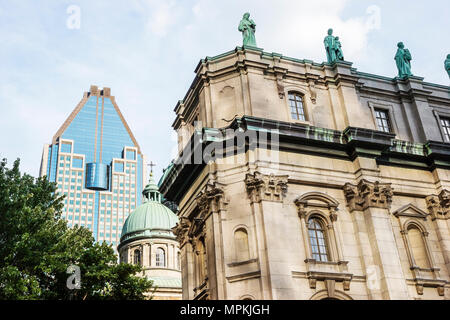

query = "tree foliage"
[[0, 158, 153, 300]]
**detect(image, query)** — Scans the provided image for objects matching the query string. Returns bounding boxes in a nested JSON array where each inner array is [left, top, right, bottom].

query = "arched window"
[[177, 251, 181, 270], [234, 228, 250, 262], [308, 217, 329, 262], [133, 249, 141, 266], [156, 248, 166, 267], [408, 226, 430, 269], [288, 92, 306, 121]]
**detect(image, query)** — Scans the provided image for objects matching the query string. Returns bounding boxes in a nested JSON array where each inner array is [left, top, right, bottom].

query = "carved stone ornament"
[[343, 180, 393, 212], [439, 190, 450, 211], [245, 172, 288, 203], [172, 216, 192, 246], [195, 181, 228, 218], [308, 80, 317, 104], [276, 74, 285, 99], [425, 190, 449, 220]]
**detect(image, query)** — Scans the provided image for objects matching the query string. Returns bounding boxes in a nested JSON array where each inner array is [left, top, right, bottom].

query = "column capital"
[[245, 171, 288, 203], [426, 191, 449, 220], [343, 180, 393, 212]]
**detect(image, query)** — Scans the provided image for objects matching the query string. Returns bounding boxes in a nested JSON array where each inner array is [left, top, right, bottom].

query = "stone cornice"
[[173, 47, 450, 133], [160, 116, 450, 204]]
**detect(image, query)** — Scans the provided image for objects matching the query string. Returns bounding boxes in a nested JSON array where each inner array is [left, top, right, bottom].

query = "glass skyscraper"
[[40, 85, 146, 248]]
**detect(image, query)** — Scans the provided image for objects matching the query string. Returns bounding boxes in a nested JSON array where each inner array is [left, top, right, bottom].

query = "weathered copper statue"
[[238, 13, 257, 47], [395, 42, 413, 78]]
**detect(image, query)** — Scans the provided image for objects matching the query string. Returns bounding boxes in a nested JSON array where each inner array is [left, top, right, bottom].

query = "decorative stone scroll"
[[343, 179, 393, 212], [245, 172, 288, 203]]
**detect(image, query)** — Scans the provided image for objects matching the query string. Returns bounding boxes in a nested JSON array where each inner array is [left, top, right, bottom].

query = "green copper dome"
[[120, 173, 178, 244]]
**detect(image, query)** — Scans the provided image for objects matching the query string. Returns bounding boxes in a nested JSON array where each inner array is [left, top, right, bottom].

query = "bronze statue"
[[395, 42, 413, 78], [445, 54, 450, 78], [324, 29, 344, 63], [238, 13, 257, 47]]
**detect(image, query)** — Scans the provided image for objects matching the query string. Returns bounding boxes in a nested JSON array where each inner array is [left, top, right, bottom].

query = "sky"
[[0, 0, 449, 181]]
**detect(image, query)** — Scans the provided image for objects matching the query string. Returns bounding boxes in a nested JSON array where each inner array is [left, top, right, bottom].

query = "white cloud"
[[0, 0, 448, 179], [185, 0, 380, 63], [134, 0, 184, 37]]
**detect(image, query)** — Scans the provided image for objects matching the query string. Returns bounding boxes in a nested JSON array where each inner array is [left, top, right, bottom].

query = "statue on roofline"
[[324, 28, 345, 64], [238, 12, 257, 47], [395, 42, 413, 79], [445, 54, 450, 78]]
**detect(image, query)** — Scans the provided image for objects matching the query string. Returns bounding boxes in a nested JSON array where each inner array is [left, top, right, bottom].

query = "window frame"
[[233, 227, 251, 262], [374, 108, 392, 133], [439, 116, 450, 142], [155, 247, 166, 267], [288, 92, 307, 122], [368, 102, 399, 136], [307, 216, 330, 262], [406, 224, 431, 270], [431, 109, 450, 143], [133, 249, 141, 266]]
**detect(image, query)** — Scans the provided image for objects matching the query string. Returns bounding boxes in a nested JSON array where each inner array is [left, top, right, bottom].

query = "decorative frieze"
[[343, 180, 393, 212], [245, 172, 288, 203]]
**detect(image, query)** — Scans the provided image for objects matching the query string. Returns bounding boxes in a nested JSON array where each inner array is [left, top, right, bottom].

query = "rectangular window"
[[289, 93, 306, 121], [441, 117, 450, 142], [126, 150, 136, 160], [72, 158, 83, 168], [114, 162, 124, 173], [375, 109, 391, 133], [61, 142, 72, 153]]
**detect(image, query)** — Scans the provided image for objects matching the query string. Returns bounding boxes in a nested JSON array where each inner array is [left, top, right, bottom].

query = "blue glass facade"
[[86, 162, 109, 190], [41, 87, 144, 247]]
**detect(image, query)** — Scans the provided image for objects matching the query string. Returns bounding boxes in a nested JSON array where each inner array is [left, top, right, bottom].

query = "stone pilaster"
[[344, 180, 410, 300], [426, 190, 450, 275], [195, 181, 228, 300], [245, 172, 288, 300]]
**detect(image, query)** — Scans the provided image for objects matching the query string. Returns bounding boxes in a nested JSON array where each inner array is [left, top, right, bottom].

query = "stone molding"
[[343, 179, 393, 212], [294, 192, 339, 221], [245, 172, 288, 203]]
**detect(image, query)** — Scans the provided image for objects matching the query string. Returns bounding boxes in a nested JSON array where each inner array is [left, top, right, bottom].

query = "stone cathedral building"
[[118, 173, 182, 300], [159, 26, 450, 300]]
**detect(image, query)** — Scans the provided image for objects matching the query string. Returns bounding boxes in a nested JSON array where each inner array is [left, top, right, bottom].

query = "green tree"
[[0, 158, 153, 300]]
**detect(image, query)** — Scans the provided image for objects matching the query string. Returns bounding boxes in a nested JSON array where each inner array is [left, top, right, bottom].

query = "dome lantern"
[[143, 172, 162, 203]]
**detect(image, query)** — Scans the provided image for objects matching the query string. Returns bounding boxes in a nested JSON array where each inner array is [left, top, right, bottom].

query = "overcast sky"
[[0, 0, 449, 180]]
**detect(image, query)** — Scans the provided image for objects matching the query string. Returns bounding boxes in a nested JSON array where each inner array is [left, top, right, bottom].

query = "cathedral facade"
[[159, 44, 450, 300]]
